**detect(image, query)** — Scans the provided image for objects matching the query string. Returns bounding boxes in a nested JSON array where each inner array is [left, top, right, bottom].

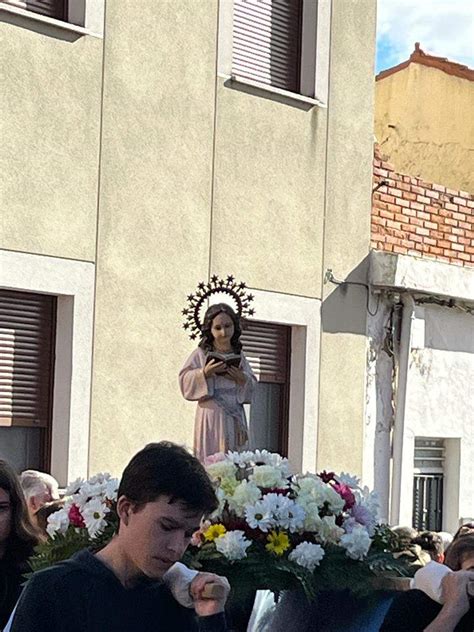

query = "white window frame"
[[0, 0, 105, 38], [0, 249, 95, 485], [218, 0, 331, 107], [244, 289, 321, 473]]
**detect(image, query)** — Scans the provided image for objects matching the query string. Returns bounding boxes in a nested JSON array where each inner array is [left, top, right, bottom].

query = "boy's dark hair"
[[412, 531, 444, 560], [444, 532, 474, 571], [117, 442, 218, 515]]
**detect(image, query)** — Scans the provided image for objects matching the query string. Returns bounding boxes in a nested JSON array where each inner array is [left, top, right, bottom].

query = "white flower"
[[322, 486, 345, 514], [206, 460, 237, 481], [294, 476, 344, 513], [82, 497, 110, 538], [228, 480, 262, 514], [226, 451, 255, 467], [215, 530, 251, 561], [275, 496, 306, 533], [340, 524, 371, 560], [87, 472, 111, 485], [289, 542, 325, 571], [46, 508, 70, 537], [335, 472, 360, 489], [245, 499, 275, 532], [65, 477, 84, 496], [250, 465, 286, 489], [254, 450, 291, 476], [70, 490, 91, 510], [104, 478, 119, 501], [317, 515, 345, 544]]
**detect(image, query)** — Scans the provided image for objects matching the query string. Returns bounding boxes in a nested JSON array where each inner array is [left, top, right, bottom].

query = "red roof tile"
[[376, 43, 474, 82]]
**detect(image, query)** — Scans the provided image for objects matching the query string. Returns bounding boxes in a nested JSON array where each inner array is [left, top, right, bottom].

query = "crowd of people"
[[1, 451, 473, 631]]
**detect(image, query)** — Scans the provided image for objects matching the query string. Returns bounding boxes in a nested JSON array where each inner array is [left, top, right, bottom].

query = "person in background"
[[0, 460, 39, 629], [412, 531, 445, 563], [380, 533, 474, 631], [34, 499, 65, 540], [391, 526, 431, 568], [20, 470, 60, 526], [9, 442, 230, 632]]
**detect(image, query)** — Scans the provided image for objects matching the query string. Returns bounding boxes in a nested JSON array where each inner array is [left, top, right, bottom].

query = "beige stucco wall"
[[211, 81, 327, 297], [316, 0, 376, 475], [375, 63, 474, 193], [1, 12, 102, 261], [88, 0, 218, 472]]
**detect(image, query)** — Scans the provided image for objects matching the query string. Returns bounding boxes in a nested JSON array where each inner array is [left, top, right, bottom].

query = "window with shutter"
[[3, 0, 67, 20], [241, 321, 291, 455], [0, 290, 56, 470], [232, 0, 303, 93]]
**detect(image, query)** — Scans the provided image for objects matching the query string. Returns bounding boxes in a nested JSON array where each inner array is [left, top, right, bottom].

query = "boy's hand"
[[190, 573, 230, 617]]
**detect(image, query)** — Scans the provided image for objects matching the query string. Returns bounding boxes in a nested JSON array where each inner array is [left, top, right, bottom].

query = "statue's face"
[[211, 312, 234, 348]]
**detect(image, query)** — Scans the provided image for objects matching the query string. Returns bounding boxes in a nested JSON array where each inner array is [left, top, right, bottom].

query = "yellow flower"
[[265, 530, 290, 556], [203, 523, 227, 542]]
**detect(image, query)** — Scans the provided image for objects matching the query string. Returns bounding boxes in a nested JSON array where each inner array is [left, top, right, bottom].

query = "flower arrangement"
[[30, 451, 411, 599], [182, 450, 411, 599], [29, 473, 119, 574]]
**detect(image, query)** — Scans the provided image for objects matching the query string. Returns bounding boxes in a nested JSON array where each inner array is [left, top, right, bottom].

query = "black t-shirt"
[[380, 588, 474, 632], [0, 559, 27, 629], [10, 549, 226, 632]]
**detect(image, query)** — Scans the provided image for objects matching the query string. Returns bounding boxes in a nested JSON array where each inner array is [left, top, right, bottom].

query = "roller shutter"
[[0, 290, 56, 428], [232, 0, 303, 92]]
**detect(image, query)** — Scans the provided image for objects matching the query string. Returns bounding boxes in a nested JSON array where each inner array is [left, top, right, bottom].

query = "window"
[[2, 0, 67, 20], [412, 438, 444, 531], [0, 289, 56, 471], [233, 0, 303, 93], [241, 320, 291, 455], [228, 0, 330, 102]]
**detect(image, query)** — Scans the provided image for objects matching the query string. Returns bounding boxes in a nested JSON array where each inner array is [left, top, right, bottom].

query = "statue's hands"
[[189, 572, 230, 617], [226, 366, 247, 386], [204, 359, 226, 378]]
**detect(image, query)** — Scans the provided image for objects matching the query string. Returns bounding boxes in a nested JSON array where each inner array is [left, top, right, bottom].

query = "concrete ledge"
[[369, 250, 474, 303]]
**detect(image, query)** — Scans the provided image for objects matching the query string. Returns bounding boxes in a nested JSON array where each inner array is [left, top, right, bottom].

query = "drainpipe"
[[390, 293, 415, 526]]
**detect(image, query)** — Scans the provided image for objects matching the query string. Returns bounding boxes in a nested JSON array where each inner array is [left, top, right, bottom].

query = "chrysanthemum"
[[265, 530, 290, 556], [203, 523, 227, 542]]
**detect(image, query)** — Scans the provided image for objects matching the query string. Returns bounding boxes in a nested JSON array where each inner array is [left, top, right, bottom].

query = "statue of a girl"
[[179, 301, 256, 462]]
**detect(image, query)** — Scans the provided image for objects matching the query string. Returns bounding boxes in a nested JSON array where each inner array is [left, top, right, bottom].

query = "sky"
[[376, 0, 474, 73]]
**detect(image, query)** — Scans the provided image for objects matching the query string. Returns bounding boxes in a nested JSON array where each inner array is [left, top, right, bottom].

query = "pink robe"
[[179, 347, 256, 462]]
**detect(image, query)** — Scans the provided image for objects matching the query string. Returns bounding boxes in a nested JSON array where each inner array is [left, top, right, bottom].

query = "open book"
[[206, 351, 241, 369]]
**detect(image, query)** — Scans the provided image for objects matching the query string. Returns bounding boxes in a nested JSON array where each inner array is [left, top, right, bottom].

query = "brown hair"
[[198, 303, 243, 353], [444, 533, 474, 571], [117, 442, 218, 517], [0, 460, 38, 565]]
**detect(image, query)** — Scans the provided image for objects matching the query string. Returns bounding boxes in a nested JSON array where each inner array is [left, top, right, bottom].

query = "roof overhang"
[[369, 250, 474, 303]]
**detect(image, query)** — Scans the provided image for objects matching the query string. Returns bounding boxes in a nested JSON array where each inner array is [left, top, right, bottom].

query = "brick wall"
[[372, 147, 474, 267]]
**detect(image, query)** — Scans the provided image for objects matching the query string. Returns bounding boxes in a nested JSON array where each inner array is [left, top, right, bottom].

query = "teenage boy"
[[9, 442, 230, 631]]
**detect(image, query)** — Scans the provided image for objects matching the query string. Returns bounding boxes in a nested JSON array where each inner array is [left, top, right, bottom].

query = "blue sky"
[[376, 0, 474, 73]]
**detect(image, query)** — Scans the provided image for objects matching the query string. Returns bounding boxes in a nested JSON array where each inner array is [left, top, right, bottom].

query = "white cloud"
[[377, 0, 474, 71]]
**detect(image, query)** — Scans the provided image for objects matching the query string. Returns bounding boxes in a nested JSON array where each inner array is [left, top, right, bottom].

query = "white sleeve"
[[162, 561, 199, 609], [410, 560, 452, 604]]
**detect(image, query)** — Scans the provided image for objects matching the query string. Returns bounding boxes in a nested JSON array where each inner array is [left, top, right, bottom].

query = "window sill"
[[222, 74, 326, 108], [0, 2, 102, 38]]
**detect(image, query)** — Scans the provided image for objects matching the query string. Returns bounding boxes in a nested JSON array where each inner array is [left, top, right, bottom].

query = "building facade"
[[375, 43, 474, 194], [1, 0, 377, 483], [366, 148, 474, 532]]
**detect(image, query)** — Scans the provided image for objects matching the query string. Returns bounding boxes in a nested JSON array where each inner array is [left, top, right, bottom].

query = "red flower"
[[332, 482, 356, 511], [68, 504, 85, 528], [318, 470, 336, 484]]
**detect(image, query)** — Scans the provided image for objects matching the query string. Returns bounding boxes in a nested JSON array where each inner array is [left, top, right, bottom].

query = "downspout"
[[390, 293, 415, 525]]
